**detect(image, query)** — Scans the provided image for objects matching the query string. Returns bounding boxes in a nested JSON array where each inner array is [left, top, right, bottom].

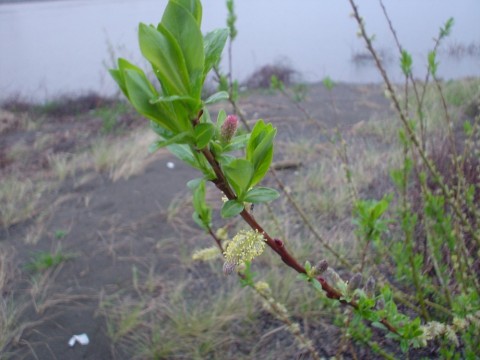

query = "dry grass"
[[98, 263, 326, 360], [0, 176, 46, 230], [0, 250, 30, 357], [90, 129, 166, 181], [47, 153, 73, 181]]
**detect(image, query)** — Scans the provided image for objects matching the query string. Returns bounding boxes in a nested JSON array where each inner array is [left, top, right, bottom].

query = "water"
[[1, 0, 479, 101]]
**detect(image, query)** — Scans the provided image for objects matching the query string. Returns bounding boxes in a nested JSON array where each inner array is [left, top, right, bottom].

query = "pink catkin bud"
[[221, 115, 238, 143]]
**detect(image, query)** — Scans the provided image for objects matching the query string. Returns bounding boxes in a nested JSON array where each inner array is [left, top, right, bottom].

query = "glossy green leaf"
[[201, 106, 213, 125], [161, 1, 204, 98], [221, 199, 244, 218], [428, 51, 438, 77], [192, 211, 207, 230], [172, 0, 202, 25], [150, 121, 174, 139], [223, 159, 254, 199], [194, 123, 214, 149], [123, 69, 178, 132], [216, 109, 227, 131], [203, 28, 229, 77], [246, 120, 276, 186], [400, 50, 413, 76], [304, 260, 312, 273], [250, 129, 275, 186], [209, 140, 222, 157], [246, 120, 272, 158], [150, 94, 198, 106], [311, 278, 323, 292], [222, 133, 249, 152], [168, 144, 199, 168], [192, 180, 211, 229], [110, 58, 144, 98], [193, 150, 215, 179], [204, 91, 229, 105], [149, 131, 193, 153], [192, 179, 205, 212], [216, 153, 235, 167], [109, 69, 125, 96], [138, 23, 190, 96], [244, 187, 280, 203], [187, 178, 203, 190]]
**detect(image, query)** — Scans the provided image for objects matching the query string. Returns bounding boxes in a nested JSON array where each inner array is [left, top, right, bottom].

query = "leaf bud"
[[273, 238, 284, 247]]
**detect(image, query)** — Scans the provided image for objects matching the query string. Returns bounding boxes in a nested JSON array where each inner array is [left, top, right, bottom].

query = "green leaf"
[[192, 211, 207, 230], [247, 120, 272, 158], [210, 141, 223, 157], [150, 121, 174, 139], [109, 69, 125, 96], [371, 322, 388, 331], [150, 94, 198, 107], [161, 1, 205, 98], [191, 180, 211, 229], [439, 17, 454, 38], [222, 133, 249, 152], [304, 260, 312, 272], [110, 58, 144, 98], [172, 0, 202, 25], [203, 28, 229, 77], [166, 144, 213, 178], [192, 179, 206, 213], [322, 76, 335, 91], [123, 69, 179, 132], [216, 154, 235, 167], [464, 120, 473, 136], [187, 178, 203, 190], [428, 51, 438, 77], [168, 144, 199, 168], [201, 106, 213, 125], [216, 109, 227, 131], [270, 75, 284, 91], [221, 199, 244, 218], [138, 23, 190, 96], [250, 129, 275, 186], [246, 120, 276, 186], [204, 91, 229, 105], [400, 50, 412, 76], [311, 278, 323, 292], [223, 159, 254, 199], [244, 187, 280, 203], [149, 131, 193, 152], [194, 123, 215, 149], [297, 273, 309, 282]]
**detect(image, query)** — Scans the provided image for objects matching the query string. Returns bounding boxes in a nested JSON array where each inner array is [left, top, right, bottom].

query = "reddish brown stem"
[[239, 208, 306, 274], [194, 111, 399, 336], [208, 227, 224, 253], [200, 145, 306, 274]]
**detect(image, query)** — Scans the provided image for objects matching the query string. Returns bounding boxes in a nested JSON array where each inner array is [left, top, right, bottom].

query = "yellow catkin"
[[223, 229, 266, 268]]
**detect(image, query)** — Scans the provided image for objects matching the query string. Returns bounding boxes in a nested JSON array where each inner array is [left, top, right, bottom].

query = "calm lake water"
[[1, 0, 479, 101]]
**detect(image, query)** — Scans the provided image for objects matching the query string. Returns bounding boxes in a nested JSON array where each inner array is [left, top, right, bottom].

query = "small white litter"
[[167, 161, 175, 169], [68, 333, 90, 347]]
